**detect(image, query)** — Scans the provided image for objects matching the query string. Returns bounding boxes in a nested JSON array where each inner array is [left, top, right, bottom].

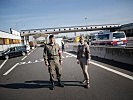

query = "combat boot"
[[58, 79, 64, 87], [84, 83, 90, 89], [80, 80, 86, 84], [50, 81, 55, 90]]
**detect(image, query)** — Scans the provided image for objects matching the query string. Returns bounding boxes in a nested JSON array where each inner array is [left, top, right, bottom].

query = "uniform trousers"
[[48, 59, 62, 81]]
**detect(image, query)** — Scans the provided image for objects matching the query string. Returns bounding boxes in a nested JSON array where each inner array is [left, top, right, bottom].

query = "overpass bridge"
[[20, 24, 121, 36]]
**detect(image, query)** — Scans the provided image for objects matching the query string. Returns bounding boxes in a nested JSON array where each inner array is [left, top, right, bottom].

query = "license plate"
[[117, 41, 123, 44]]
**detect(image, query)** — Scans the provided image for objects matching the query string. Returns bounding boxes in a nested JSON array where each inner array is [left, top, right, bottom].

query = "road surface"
[[0, 47, 133, 100]]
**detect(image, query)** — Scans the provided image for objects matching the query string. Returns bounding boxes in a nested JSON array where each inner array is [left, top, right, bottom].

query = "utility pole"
[[84, 17, 88, 36], [84, 17, 90, 45]]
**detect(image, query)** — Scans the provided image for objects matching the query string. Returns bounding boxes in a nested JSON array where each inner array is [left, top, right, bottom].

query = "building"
[[0, 29, 21, 51]]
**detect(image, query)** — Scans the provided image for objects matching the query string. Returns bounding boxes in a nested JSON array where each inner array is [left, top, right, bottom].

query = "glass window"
[[113, 33, 125, 38], [98, 34, 109, 40]]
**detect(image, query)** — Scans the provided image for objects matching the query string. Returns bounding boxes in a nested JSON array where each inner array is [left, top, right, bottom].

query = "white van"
[[90, 31, 127, 46]]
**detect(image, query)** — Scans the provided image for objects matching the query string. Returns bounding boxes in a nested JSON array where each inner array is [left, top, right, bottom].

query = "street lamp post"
[[84, 17, 88, 35], [84, 17, 90, 45], [84, 17, 87, 26]]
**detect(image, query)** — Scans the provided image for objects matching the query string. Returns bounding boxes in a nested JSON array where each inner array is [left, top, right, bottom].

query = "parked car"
[[0, 46, 28, 59]]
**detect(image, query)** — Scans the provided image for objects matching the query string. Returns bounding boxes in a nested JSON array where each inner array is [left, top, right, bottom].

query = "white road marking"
[[28, 53, 31, 55], [21, 56, 27, 61], [64, 52, 133, 81], [35, 60, 38, 62], [31, 48, 36, 53], [19, 59, 44, 65], [66, 55, 72, 58], [19, 62, 26, 65], [0, 59, 8, 69], [21, 48, 36, 60], [62, 56, 65, 58], [28, 61, 32, 63], [64, 52, 76, 57], [91, 62, 133, 80], [3, 63, 19, 75], [40, 59, 44, 61]]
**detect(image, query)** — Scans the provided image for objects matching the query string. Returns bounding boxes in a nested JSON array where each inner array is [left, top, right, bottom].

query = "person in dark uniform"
[[61, 40, 65, 52], [77, 35, 91, 88], [43, 35, 64, 90]]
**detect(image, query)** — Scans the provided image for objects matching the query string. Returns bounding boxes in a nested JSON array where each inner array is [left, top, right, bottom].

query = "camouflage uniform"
[[43, 36, 64, 90], [43, 43, 62, 82]]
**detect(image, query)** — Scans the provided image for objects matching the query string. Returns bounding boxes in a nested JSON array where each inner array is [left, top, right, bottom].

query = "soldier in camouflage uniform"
[[43, 35, 64, 90], [77, 35, 91, 88]]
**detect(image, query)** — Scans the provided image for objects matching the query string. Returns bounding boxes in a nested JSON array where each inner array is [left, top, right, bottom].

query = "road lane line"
[[0, 59, 8, 69], [28, 52, 31, 55], [21, 49, 35, 60], [3, 63, 19, 75], [91, 62, 133, 80], [64, 52, 76, 57], [21, 56, 27, 61], [21, 48, 36, 60], [31, 48, 36, 53], [64, 52, 133, 81]]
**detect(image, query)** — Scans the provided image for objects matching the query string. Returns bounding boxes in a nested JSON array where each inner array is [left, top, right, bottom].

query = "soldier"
[[43, 35, 64, 90], [77, 35, 91, 88]]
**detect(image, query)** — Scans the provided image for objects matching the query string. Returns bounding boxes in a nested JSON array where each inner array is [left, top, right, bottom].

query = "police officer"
[[77, 35, 91, 88], [43, 35, 64, 90]]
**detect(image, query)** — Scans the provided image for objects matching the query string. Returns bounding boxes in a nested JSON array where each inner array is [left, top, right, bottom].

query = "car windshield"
[[3, 48, 10, 53], [113, 33, 125, 39], [98, 34, 109, 40]]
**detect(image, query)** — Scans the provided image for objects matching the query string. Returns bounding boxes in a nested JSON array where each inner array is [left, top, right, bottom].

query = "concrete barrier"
[[90, 46, 133, 65], [90, 46, 106, 58], [73, 45, 133, 65]]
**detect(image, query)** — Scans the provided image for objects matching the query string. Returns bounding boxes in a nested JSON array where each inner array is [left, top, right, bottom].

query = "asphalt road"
[[0, 47, 133, 100]]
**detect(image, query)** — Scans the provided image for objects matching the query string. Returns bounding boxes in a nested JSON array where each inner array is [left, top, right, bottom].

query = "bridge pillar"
[[74, 32, 77, 36], [21, 36, 29, 45]]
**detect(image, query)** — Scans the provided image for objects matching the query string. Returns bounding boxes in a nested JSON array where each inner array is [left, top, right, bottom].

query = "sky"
[[0, 0, 133, 33]]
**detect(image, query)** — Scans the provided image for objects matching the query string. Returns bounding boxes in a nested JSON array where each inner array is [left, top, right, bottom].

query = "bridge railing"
[[20, 24, 121, 36]]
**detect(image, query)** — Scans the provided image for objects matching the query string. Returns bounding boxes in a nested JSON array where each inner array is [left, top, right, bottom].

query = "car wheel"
[[5, 55, 9, 60], [22, 52, 26, 56]]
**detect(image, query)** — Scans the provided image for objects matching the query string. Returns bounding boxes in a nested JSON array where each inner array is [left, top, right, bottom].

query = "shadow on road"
[[0, 80, 84, 89], [0, 80, 50, 89]]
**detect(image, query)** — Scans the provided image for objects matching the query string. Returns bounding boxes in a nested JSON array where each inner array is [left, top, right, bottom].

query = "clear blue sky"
[[0, 0, 133, 32]]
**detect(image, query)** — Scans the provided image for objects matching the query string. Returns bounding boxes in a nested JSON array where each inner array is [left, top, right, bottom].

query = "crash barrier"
[[73, 46, 133, 65], [127, 37, 133, 46]]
